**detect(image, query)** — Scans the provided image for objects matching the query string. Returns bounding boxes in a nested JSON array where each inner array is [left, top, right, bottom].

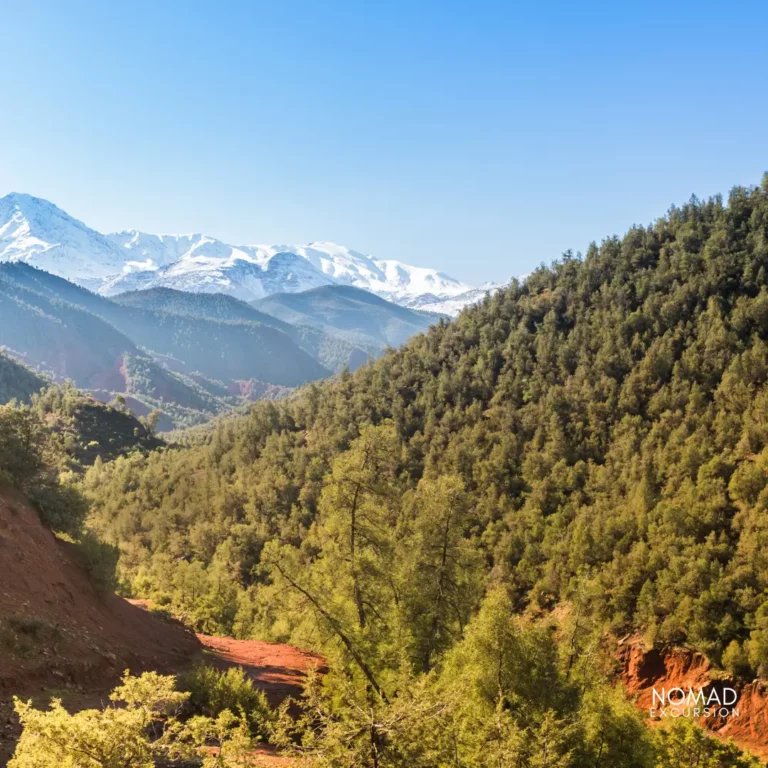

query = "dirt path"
[[192, 634, 324, 766], [0, 494, 318, 765], [197, 634, 325, 708]]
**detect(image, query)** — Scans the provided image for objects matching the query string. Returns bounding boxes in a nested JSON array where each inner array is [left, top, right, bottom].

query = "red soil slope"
[[0, 489, 199, 694], [620, 637, 768, 760]]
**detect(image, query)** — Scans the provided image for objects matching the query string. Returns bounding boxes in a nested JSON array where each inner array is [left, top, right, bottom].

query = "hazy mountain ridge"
[[0, 270, 142, 390], [0, 264, 438, 427], [0, 264, 332, 427], [252, 284, 442, 349], [0, 275, 230, 426], [113, 286, 379, 372], [0, 350, 49, 405], [0, 263, 328, 387]]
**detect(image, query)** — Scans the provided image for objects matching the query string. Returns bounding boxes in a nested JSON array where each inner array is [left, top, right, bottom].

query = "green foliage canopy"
[[87, 178, 768, 681]]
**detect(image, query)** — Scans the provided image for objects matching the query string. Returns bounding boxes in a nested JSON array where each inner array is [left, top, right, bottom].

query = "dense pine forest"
[[6, 179, 768, 765], [86, 177, 768, 671]]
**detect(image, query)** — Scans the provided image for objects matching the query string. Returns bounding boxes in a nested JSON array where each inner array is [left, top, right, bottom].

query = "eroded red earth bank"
[[620, 637, 768, 760]]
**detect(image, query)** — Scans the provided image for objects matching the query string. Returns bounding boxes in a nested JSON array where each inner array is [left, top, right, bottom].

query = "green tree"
[[653, 719, 761, 768], [398, 474, 484, 671]]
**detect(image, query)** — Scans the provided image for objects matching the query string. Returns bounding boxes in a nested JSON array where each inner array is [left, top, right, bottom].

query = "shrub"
[[0, 405, 46, 489], [746, 601, 768, 678], [31, 481, 88, 537], [722, 639, 753, 680], [653, 718, 761, 767], [9, 670, 253, 768], [73, 531, 119, 594], [178, 664, 273, 739]]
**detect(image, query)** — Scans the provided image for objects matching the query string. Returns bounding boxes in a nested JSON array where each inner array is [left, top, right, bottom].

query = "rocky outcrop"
[[619, 637, 768, 759]]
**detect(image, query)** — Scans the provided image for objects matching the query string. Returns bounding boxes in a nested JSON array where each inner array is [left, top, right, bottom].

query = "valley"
[[0, 263, 439, 429]]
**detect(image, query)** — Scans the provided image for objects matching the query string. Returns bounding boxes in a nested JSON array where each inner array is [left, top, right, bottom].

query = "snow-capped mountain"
[[0, 193, 496, 314], [0, 193, 127, 279], [100, 231, 475, 306]]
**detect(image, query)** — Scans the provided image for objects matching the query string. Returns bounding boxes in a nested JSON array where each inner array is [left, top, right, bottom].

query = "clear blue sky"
[[3, 0, 767, 284]]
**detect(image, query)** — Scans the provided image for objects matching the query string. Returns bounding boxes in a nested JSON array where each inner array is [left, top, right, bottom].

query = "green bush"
[[9, 671, 254, 768], [722, 639, 752, 679], [74, 531, 119, 594], [0, 405, 46, 489], [178, 664, 273, 739], [31, 482, 88, 537], [654, 718, 761, 767]]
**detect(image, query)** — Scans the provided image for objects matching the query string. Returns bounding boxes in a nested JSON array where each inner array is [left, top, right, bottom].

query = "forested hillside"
[[82, 179, 768, 764], [0, 380, 160, 553], [114, 286, 374, 372], [0, 352, 47, 405]]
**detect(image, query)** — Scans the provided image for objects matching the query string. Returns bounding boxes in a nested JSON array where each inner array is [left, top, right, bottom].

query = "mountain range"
[[0, 192, 503, 315], [0, 262, 438, 428], [0, 192, 470, 427], [251, 284, 443, 348]]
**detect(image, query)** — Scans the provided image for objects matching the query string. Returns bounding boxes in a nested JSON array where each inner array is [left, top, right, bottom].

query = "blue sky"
[[2, 0, 767, 284]]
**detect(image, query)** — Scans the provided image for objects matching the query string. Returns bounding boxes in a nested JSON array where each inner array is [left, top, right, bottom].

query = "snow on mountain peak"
[[0, 193, 492, 314], [0, 192, 127, 279]]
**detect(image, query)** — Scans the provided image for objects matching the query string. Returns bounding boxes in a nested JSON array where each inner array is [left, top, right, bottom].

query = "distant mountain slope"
[[0, 265, 336, 428], [0, 263, 329, 387], [0, 193, 485, 312], [113, 286, 298, 330], [252, 284, 442, 348], [0, 272, 227, 426], [114, 286, 374, 372], [405, 282, 508, 315], [0, 271, 141, 390], [0, 351, 48, 404]]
